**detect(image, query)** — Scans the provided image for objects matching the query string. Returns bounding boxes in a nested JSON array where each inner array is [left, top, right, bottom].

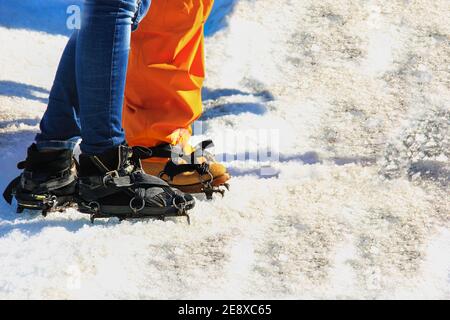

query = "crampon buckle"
[[15, 193, 59, 217]]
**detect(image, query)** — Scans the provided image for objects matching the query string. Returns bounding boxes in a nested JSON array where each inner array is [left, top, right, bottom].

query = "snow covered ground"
[[0, 0, 449, 299]]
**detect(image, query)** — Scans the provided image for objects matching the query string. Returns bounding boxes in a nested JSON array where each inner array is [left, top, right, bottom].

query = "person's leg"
[[35, 0, 150, 153], [74, 0, 195, 219], [35, 32, 81, 151], [124, 0, 213, 149], [122, 0, 230, 198], [76, 0, 142, 155]]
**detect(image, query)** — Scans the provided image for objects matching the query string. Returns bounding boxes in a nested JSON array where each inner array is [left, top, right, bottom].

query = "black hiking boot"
[[3, 144, 77, 216], [77, 145, 195, 223]]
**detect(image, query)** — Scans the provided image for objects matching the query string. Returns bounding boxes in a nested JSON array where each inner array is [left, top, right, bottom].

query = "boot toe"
[[172, 189, 195, 209]]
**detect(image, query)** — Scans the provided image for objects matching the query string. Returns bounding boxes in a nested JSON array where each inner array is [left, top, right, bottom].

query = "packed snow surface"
[[0, 0, 449, 299]]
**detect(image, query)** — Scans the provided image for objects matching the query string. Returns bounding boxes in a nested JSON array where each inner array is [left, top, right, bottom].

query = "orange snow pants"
[[123, 0, 214, 151]]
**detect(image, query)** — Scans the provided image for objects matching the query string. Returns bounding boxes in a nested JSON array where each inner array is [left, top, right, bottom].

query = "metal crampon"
[[14, 192, 74, 217], [86, 210, 191, 225], [78, 200, 191, 225]]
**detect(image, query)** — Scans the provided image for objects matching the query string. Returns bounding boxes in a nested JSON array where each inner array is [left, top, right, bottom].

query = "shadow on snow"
[[222, 151, 378, 179], [200, 87, 275, 120], [0, 80, 49, 104]]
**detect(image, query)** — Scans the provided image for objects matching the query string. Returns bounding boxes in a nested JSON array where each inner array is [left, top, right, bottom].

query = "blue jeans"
[[35, 0, 151, 155]]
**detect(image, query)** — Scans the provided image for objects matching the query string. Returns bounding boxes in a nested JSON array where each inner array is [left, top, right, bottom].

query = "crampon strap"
[[133, 140, 214, 162], [78, 170, 174, 202], [3, 167, 75, 205], [132, 140, 215, 180]]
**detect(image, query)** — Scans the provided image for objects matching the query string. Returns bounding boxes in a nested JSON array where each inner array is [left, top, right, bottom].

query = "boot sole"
[[169, 173, 231, 194], [77, 200, 195, 224]]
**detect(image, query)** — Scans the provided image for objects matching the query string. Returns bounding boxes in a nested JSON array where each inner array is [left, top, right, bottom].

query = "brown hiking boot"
[[133, 140, 231, 199]]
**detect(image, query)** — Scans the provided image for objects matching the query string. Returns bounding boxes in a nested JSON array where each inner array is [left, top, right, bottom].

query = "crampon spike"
[[205, 189, 214, 200], [202, 184, 228, 200]]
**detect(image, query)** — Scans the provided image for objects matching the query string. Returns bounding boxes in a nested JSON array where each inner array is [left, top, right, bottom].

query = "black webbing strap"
[[133, 139, 215, 162], [161, 161, 210, 180], [22, 168, 75, 192], [79, 171, 171, 201], [181, 140, 215, 164], [132, 140, 215, 180], [133, 144, 177, 160]]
